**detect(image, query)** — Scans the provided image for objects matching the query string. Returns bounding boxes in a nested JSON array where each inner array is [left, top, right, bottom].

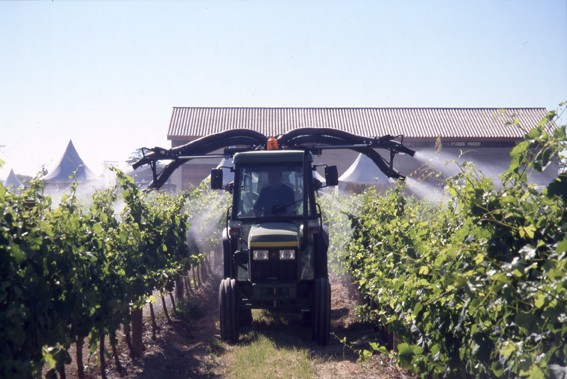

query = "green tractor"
[[213, 149, 336, 344], [133, 128, 414, 344]]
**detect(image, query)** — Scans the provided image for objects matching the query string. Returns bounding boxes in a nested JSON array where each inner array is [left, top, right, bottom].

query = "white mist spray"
[[318, 191, 363, 279], [404, 177, 446, 203], [185, 190, 231, 273]]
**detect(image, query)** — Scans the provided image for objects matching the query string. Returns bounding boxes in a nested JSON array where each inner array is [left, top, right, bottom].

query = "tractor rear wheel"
[[302, 310, 312, 326], [239, 307, 253, 327]]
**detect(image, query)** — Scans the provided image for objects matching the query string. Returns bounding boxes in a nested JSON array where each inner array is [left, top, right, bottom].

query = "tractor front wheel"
[[312, 277, 330, 345], [219, 278, 239, 343]]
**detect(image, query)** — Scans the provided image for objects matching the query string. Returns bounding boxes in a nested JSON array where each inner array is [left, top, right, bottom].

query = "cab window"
[[236, 164, 303, 218]]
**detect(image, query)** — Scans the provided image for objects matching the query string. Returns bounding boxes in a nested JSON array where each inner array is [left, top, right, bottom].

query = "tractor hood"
[[248, 223, 299, 249]]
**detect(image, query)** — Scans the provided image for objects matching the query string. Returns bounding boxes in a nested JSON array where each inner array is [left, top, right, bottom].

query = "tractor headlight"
[[279, 249, 296, 260], [253, 250, 270, 260]]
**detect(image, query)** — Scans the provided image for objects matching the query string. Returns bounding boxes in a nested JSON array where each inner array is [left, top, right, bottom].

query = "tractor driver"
[[253, 171, 295, 216]]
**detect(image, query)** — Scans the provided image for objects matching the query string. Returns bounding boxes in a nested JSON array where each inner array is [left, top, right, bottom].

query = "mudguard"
[[314, 225, 330, 279], [221, 227, 233, 279]]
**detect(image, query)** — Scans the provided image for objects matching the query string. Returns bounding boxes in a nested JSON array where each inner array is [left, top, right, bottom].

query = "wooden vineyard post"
[[131, 308, 143, 357], [175, 276, 184, 301]]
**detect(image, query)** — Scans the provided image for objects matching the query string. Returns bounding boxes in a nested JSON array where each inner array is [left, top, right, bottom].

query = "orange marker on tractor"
[[267, 136, 279, 150]]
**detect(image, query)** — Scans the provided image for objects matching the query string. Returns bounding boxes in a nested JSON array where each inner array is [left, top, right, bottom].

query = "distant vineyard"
[[0, 171, 220, 378], [341, 111, 566, 377]]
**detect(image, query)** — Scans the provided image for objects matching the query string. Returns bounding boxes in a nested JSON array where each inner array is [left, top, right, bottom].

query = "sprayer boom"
[[133, 127, 415, 189]]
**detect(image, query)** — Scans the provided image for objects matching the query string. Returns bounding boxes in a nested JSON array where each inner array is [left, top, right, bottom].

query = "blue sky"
[[1, 0, 566, 178]]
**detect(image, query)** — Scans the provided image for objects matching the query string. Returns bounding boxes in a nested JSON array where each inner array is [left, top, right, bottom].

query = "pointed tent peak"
[[3, 169, 24, 189], [63, 139, 82, 162], [43, 140, 97, 184], [339, 153, 390, 184]]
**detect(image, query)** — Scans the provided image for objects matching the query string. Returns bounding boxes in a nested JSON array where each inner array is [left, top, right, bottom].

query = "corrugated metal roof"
[[167, 107, 551, 141]]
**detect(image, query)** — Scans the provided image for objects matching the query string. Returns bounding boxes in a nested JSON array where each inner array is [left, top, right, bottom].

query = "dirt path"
[[76, 274, 410, 379]]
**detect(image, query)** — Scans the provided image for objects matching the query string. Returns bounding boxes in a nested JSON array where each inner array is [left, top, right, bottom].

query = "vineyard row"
[[339, 116, 566, 378], [1, 171, 217, 379]]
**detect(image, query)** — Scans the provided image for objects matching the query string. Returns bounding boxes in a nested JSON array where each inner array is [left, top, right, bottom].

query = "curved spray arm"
[[133, 127, 415, 189]]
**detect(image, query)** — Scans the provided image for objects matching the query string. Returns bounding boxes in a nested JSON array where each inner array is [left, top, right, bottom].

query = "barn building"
[[165, 107, 557, 192]]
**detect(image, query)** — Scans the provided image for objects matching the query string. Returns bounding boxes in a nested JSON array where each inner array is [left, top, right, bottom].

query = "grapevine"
[[343, 108, 566, 378], [0, 169, 212, 378]]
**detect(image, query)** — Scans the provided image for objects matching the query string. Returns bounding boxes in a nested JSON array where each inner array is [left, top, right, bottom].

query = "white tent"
[[339, 153, 390, 184], [43, 140, 97, 185], [3, 169, 24, 191], [339, 153, 391, 192], [205, 158, 235, 187], [313, 169, 325, 183], [217, 158, 234, 186]]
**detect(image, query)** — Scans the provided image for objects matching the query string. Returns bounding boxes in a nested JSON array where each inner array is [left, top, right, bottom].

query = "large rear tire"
[[239, 307, 253, 327], [312, 278, 331, 345], [219, 278, 239, 343]]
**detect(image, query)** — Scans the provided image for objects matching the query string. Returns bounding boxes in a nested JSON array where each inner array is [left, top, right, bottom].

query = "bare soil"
[[66, 273, 411, 379]]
